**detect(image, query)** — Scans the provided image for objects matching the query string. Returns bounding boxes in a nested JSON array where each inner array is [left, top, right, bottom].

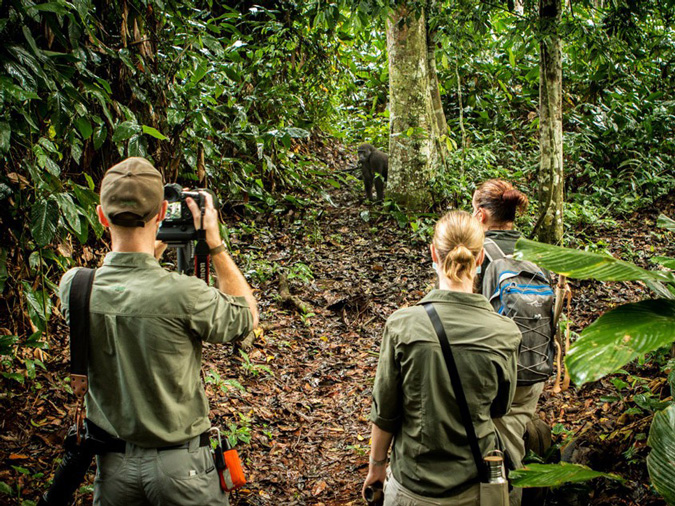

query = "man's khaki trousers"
[[93, 434, 228, 506]]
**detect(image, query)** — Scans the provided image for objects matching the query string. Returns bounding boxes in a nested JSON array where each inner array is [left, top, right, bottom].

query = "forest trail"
[[204, 146, 675, 506], [1, 144, 674, 505]]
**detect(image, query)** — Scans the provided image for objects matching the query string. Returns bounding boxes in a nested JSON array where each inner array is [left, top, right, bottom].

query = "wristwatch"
[[209, 241, 227, 256]]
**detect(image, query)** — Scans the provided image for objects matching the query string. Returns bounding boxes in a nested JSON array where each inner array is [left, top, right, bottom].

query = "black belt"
[[107, 432, 211, 453], [85, 420, 210, 453]]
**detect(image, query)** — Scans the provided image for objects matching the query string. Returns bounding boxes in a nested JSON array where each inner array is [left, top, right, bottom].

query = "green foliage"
[[647, 404, 675, 505], [515, 216, 675, 498], [514, 238, 674, 284], [238, 350, 273, 378], [510, 462, 623, 488], [659, 214, 675, 233], [567, 300, 675, 385], [0, 0, 364, 380], [204, 369, 246, 395], [0, 481, 12, 495], [287, 263, 315, 284], [424, 2, 675, 221], [224, 413, 252, 448]]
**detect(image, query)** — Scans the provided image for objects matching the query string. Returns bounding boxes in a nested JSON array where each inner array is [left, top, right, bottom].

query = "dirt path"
[[219, 163, 431, 504], [1, 147, 673, 505]]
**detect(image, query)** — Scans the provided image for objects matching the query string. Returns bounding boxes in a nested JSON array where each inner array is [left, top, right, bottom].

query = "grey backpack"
[[482, 239, 555, 386]]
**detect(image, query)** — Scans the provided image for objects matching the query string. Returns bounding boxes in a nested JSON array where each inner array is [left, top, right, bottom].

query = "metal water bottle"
[[480, 451, 509, 506], [485, 453, 507, 484]]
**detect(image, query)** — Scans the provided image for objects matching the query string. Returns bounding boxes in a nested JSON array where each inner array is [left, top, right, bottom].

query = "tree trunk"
[[386, 4, 444, 211], [514, 0, 524, 15], [426, 10, 447, 138], [536, 0, 564, 244]]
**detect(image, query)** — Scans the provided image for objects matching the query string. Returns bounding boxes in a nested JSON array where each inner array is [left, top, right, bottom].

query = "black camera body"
[[156, 184, 218, 243]]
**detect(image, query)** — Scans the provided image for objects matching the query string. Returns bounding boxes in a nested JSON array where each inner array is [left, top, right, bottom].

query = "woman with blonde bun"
[[363, 210, 521, 506]]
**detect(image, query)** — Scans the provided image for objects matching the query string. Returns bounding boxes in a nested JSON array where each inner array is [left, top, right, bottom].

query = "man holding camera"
[[58, 157, 258, 505]]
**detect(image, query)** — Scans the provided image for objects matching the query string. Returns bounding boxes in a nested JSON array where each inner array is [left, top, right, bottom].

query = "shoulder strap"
[[422, 303, 488, 483], [483, 238, 505, 263], [69, 268, 96, 399]]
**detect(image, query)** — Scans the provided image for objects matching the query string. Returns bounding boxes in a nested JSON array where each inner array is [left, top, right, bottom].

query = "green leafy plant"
[[512, 214, 675, 501], [204, 369, 246, 395], [287, 263, 315, 284], [224, 413, 253, 448], [238, 350, 274, 378], [510, 462, 623, 488]]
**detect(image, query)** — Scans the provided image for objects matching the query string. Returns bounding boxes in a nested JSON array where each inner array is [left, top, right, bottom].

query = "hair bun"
[[502, 189, 528, 213], [448, 244, 474, 264]]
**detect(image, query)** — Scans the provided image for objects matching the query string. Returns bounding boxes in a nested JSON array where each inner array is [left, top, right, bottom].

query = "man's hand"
[[185, 191, 221, 249], [154, 240, 168, 260]]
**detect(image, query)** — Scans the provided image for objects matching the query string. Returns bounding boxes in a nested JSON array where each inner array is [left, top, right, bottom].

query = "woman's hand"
[[362, 463, 386, 501], [363, 424, 393, 501]]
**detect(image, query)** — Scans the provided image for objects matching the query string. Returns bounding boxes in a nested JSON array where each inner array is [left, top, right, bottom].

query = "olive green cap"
[[100, 157, 164, 227]]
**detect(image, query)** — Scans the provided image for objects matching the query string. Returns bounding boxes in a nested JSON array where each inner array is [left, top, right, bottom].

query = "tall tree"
[[536, 0, 564, 244], [386, 2, 448, 210]]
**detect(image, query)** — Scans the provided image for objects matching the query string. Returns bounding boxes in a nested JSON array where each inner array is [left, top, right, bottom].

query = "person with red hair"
[[473, 179, 551, 506]]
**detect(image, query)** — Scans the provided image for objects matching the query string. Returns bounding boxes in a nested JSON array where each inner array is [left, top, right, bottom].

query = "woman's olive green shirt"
[[370, 289, 521, 497]]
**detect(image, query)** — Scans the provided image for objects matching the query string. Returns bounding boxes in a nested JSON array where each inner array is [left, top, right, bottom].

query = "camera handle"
[[194, 199, 211, 283], [175, 242, 194, 275]]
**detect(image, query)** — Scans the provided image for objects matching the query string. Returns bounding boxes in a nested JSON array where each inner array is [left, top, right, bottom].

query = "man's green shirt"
[[59, 252, 253, 447], [370, 289, 521, 497]]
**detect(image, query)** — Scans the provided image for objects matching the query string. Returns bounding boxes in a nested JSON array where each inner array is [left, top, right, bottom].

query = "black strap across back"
[[422, 302, 488, 483], [69, 268, 96, 377]]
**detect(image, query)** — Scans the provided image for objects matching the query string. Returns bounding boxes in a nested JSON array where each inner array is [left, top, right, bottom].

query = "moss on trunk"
[[386, 3, 444, 211], [537, 0, 564, 244]]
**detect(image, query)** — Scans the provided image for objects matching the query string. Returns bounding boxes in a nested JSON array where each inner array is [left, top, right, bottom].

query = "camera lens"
[[164, 183, 183, 202]]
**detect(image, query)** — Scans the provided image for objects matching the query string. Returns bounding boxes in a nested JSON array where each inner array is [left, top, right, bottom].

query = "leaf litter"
[[0, 145, 674, 505]]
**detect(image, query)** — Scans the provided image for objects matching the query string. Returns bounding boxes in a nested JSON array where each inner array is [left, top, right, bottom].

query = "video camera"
[[156, 184, 220, 280]]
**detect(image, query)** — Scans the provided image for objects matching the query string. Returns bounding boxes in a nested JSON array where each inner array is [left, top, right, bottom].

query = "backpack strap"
[[69, 268, 96, 438], [422, 302, 488, 483], [483, 238, 505, 263]]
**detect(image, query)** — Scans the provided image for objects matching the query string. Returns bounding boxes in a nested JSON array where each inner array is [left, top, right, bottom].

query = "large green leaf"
[[112, 121, 141, 143], [510, 462, 623, 488], [514, 238, 673, 284], [141, 125, 168, 140], [0, 335, 19, 357], [658, 214, 675, 232], [29, 2, 70, 15], [54, 193, 84, 235], [30, 198, 59, 247], [93, 125, 107, 150], [0, 122, 10, 152], [21, 281, 53, 332], [647, 404, 675, 505], [74, 117, 93, 139], [566, 299, 675, 385]]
